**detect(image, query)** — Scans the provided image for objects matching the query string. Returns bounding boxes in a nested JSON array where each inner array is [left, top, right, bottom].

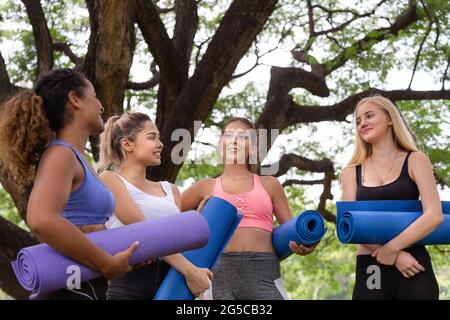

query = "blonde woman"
[[98, 112, 212, 300], [341, 95, 443, 300]]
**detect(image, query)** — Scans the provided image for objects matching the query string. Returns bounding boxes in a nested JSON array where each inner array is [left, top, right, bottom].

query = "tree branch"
[[126, 74, 160, 90], [408, 0, 433, 89], [282, 178, 324, 187], [306, 0, 315, 36], [172, 0, 198, 75], [312, 0, 387, 37], [231, 23, 292, 81], [194, 36, 213, 67], [256, 66, 329, 136], [135, 0, 182, 79], [316, 171, 335, 223], [0, 51, 16, 102], [53, 42, 83, 68], [266, 154, 336, 223], [21, 0, 53, 75], [267, 153, 334, 178], [84, 0, 135, 160], [135, 0, 186, 128], [285, 88, 450, 128], [148, 0, 278, 182], [443, 55, 450, 90], [324, 0, 419, 75]]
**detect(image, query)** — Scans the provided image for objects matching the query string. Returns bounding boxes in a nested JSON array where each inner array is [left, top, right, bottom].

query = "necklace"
[[369, 151, 399, 185]]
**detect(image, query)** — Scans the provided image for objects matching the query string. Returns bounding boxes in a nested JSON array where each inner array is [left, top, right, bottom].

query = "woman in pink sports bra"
[[181, 117, 318, 300]]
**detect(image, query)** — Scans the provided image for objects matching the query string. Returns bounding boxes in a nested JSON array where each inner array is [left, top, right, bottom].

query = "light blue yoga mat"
[[272, 210, 327, 261], [153, 197, 241, 300], [336, 201, 450, 245], [12, 211, 209, 299]]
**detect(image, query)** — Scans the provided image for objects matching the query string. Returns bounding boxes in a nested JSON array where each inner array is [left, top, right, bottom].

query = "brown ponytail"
[[0, 90, 54, 191], [0, 68, 89, 192]]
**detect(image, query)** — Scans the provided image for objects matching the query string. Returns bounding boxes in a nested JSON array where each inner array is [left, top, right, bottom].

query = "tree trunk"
[[148, 0, 278, 182], [84, 0, 135, 159]]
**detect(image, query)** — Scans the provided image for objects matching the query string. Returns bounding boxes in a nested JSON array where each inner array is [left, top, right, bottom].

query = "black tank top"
[[356, 152, 420, 201]]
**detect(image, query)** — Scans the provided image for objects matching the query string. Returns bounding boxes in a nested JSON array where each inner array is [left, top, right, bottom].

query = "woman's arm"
[[99, 171, 145, 225], [170, 183, 182, 211], [262, 176, 293, 224], [341, 166, 380, 252], [27, 147, 138, 279], [373, 152, 443, 264], [180, 179, 214, 211], [261, 176, 317, 255], [165, 183, 213, 296], [161, 254, 213, 296]]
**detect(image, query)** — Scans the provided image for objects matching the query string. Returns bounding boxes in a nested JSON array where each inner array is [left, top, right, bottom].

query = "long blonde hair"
[[346, 95, 419, 168], [98, 112, 152, 173]]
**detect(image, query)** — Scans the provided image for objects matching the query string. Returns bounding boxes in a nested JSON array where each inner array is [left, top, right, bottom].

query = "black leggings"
[[107, 260, 170, 300], [352, 246, 439, 300], [37, 276, 108, 300]]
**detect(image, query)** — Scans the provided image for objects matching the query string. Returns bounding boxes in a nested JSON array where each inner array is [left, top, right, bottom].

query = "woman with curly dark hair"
[[0, 68, 139, 299]]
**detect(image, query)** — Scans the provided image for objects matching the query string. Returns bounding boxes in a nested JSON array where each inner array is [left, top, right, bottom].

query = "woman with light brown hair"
[[98, 112, 212, 300], [340, 95, 443, 299], [181, 117, 318, 300]]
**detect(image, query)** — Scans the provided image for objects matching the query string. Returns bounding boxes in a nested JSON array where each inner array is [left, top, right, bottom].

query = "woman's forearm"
[[360, 244, 381, 252], [30, 214, 113, 273], [161, 253, 195, 276], [387, 211, 443, 252]]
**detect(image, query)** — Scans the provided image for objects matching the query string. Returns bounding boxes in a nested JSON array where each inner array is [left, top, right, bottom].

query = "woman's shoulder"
[[165, 182, 180, 195], [195, 178, 216, 189], [408, 150, 428, 160], [182, 178, 216, 197], [258, 175, 283, 195], [341, 165, 356, 178], [259, 175, 281, 186], [407, 151, 431, 168], [39, 144, 78, 168], [98, 170, 126, 189], [98, 170, 119, 181]]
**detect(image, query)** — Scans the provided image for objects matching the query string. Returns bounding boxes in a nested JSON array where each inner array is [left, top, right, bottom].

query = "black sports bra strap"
[[355, 165, 362, 186], [400, 151, 412, 176]]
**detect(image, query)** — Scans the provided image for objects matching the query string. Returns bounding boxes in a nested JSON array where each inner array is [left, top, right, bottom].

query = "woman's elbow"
[[430, 211, 444, 228], [435, 213, 444, 227], [27, 213, 49, 237]]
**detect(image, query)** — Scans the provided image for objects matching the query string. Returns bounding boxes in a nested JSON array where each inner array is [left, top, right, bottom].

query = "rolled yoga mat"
[[336, 201, 450, 244], [153, 196, 242, 300], [272, 210, 327, 261], [12, 211, 210, 299]]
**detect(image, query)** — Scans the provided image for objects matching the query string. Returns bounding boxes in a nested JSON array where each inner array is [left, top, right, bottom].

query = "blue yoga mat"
[[336, 201, 450, 245], [272, 210, 327, 261], [12, 211, 209, 299], [153, 196, 242, 300]]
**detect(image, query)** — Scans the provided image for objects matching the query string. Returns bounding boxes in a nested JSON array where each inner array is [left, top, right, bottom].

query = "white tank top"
[[105, 173, 180, 229]]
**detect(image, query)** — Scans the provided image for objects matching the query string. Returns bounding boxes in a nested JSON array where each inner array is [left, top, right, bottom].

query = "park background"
[[0, 0, 449, 299]]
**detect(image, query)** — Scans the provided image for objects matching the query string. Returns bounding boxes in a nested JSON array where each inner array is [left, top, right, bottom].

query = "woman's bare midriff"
[[223, 227, 275, 254], [76, 223, 106, 233]]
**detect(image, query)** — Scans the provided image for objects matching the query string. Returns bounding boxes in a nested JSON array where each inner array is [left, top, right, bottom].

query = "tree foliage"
[[0, 0, 449, 299]]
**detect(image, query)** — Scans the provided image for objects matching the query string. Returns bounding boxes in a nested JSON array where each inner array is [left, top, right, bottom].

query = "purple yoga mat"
[[11, 211, 209, 299]]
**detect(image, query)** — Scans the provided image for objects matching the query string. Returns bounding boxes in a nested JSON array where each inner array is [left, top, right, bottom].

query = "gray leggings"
[[211, 252, 288, 300]]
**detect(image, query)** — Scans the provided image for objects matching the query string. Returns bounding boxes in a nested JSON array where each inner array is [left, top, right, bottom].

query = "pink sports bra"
[[213, 174, 274, 232]]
